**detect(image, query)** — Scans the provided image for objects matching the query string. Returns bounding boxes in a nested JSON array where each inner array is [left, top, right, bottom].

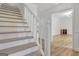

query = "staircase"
[[0, 3, 42, 56]]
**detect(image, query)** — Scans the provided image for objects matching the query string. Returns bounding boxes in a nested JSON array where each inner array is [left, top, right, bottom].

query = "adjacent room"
[[51, 9, 73, 55]]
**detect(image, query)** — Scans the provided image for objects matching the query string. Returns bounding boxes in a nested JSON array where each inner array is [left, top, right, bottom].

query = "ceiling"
[[53, 9, 72, 18], [34, 3, 60, 12], [34, 3, 73, 19]]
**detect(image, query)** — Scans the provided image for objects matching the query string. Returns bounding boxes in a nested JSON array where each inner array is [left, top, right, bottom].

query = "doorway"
[[51, 9, 73, 56]]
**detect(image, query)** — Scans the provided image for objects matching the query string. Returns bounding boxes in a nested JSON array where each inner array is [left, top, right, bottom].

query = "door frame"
[[50, 8, 73, 55]]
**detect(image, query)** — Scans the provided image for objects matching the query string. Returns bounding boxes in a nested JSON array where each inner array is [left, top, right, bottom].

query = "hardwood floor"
[[52, 35, 72, 48], [51, 34, 79, 56]]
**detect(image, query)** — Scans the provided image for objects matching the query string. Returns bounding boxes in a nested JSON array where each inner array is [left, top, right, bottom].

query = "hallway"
[[51, 35, 79, 56]]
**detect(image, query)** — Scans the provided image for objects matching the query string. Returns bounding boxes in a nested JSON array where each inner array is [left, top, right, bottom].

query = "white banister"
[[23, 4, 44, 55]]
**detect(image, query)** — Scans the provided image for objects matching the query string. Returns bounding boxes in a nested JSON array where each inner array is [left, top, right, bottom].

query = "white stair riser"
[[9, 46, 39, 56], [0, 32, 32, 39], [0, 39, 34, 50]]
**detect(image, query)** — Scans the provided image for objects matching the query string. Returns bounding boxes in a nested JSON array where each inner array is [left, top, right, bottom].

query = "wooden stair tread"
[[0, 14, 22, 19], [0, 18, 25, 22], [0, 36, 33, 43], [0, 4, 20, 13], [0, 20, 27, 23], [0, 7, 20, 12], [0, 53, 8, 56], [0, 12, 22, 17], [0, 26, 29, 27], [0, 42, 37, 55], [0, 23, 27, 27], [0, 10, 22, 15], [0, 9, 21, 15], [25, 50, 42, 56], [0, 16, 23, 20], [0, 31, 31, 34]]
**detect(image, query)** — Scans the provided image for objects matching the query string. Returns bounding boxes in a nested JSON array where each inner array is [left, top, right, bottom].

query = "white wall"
[[52, 11, 72, 36], [73, 3, 79, 51], [25, 3, 38, 16], [52, 16, 61, 35]]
